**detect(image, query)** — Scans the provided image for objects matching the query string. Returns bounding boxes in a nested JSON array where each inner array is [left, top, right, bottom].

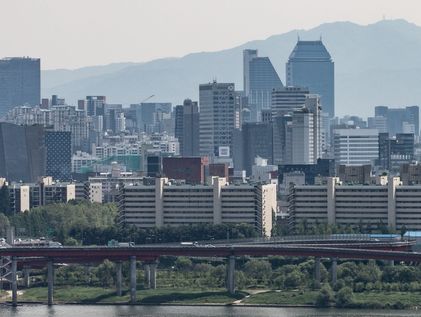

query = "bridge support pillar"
[[150, 263, 157, 289], [130, 256, 137, 304], [227, 255, 235, 294], [47, 260, 54, 306], [314, 257, 321, 289], [24, 268, 31, 288], [11, 257, 17, 307], [331, 258, 337, 286], [143, 264, 150, 288], [116, 261, 122, 296]]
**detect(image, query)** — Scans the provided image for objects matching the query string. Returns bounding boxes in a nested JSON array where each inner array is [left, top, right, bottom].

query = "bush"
[[315, 284, 334, 307], [335, 286, 354, 307]]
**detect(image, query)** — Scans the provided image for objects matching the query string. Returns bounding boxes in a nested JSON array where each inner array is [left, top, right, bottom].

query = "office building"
[[130, 102, 172, 133], [378, 133, 414, 171], [271, 86, 310, 114], [400, 162, 421, 185], [333, 128, 379, 166], [45, 131, 72, 181], [162, 157, 209, 184], [0, 57, 40, 116], [174, 99, 200, 156], [86, 96, 106, 116], [243, 49, 283, 121], [337, 164, 372, 185], [367, 116, 387, 133], [286, 40, 334, 117], [233, 122, 273, 175], [285, 95, 323, 164], [278, 158, 335, 185], [375, 106, 419, 137], [289, 177, 421, 231], [118, 177, 276, 236], [0, 123, 46, 182], [199, 81, 236, 157]]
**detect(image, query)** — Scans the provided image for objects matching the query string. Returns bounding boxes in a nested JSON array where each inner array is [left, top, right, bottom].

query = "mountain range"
[[42, 19, 421, 117]]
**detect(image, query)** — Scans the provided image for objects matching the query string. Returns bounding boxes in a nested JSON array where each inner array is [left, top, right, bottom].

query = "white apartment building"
[[334, 128, 379, 166], [119, 177, 276, 237], [289, 177, 421, 231]]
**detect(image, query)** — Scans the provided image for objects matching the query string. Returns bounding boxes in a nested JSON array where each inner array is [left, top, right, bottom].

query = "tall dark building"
[[286, 40, 334, 117], [86, 96, 106, 116], [0, 57, 40, 116], [233, 122, 273, 175], [378, 133, 414, 171], [0, 123, 45, 182], [45, 131, 72, 181], [243, 49, 283, 121], [374, 106, 419, 136], [174, 99, 200, 156]]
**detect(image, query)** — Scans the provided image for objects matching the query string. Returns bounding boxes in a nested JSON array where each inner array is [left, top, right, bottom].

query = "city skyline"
[[1, 0, 420, 69]]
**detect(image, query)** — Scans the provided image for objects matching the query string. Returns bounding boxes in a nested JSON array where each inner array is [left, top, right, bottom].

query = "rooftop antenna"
[[297, 33, 300, 42], [320, 34, 322, 41]]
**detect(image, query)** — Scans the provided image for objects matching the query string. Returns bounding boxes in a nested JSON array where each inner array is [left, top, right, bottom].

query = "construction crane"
[[140, 94, 155, 104]]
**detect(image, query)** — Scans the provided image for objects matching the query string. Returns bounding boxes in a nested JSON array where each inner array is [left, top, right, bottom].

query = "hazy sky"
[[1, 0, 421, 69]]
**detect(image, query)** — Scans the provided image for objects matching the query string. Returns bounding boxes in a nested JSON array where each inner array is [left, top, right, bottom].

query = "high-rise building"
[[86, 96, 106, 116], [243, 49, 283, 121], [286, 40, 334, 117], [199, 81, 236, 157], [374, 106, 419, 137], [233, 122, 273, 175], [334, 128, 379, 166], [285, 96, 323, 164], [174, 99, 199, 156], [378, 133, 414, 171], [0, 123, 46, 182], [45, 131, 72, 181], [271, 86, 310, 115], [130, 102, 172, 133], [0, 57, 40, 116]]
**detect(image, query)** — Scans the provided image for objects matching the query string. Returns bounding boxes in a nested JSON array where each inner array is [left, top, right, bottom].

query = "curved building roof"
[[288, 40, 332, 61]]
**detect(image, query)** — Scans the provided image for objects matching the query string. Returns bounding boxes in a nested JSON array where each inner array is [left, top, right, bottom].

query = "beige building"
[[119, 177, 276, 237], [289, 176, 421, 231]]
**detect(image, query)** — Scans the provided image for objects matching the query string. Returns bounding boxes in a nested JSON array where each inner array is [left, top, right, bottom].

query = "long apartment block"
[[118, 177, 277, 237], [289, 177, 421, 231]]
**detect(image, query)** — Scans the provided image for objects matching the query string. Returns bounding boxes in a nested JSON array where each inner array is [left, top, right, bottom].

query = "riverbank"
[[1, 286, 421, 309]]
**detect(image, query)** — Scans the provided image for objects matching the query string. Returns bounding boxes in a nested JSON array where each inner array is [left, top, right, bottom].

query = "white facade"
[[334, 128, 379, 166], [290, 176, 421, 231], [119, 177, 276, 236], [199, 81, 236, 157]]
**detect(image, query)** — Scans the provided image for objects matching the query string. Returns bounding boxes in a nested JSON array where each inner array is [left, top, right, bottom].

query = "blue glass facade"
[[243, 50, 283, 121], [286, 41, 334, 117]]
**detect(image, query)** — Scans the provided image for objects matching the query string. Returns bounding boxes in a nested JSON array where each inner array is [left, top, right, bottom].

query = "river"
[[0, 305, 419, 317]]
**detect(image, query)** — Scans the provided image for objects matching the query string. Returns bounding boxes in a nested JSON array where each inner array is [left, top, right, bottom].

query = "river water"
[[0, 305, 419, 317]]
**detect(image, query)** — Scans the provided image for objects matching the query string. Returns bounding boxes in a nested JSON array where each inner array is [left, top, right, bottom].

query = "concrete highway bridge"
[[0, 239, 418, 306]]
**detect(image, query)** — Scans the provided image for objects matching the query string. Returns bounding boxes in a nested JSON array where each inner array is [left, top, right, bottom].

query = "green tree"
[[284, 269, 304, 289], [175, 257, 193, 271], [335, 286, 354, 307], [315, 284, 334, 307], [244, 259, 272, 283]]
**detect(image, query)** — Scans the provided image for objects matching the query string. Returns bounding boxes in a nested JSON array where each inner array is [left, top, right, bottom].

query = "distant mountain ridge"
[[42, 19, 421, 117]]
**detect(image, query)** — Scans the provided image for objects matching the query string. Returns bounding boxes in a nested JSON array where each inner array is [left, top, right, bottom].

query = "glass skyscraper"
[[243, 49, 283, 121], [286, 40, 334, 117], [0, 57, 40, 117]]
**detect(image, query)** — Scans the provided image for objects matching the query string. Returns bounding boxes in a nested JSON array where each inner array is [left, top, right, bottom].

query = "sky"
[[1, 0, 421, 69]]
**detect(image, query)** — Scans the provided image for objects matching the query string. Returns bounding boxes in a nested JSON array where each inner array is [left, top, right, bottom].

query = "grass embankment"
[[244, 290, 421, 309], [15, 287, 421, 308], [20, 286, 245, 304]]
